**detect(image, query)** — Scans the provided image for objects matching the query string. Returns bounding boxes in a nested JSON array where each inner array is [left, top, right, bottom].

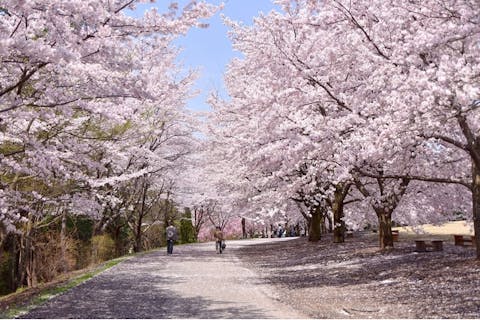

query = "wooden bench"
[[415, 239, 443, 252], [453, 235, 475, 246], [392, 230, 399, 242]]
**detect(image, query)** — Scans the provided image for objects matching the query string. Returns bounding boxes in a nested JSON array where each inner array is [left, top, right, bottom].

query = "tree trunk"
[[472, 162, 480, 259], [24, 224, 37, 287], [134, 181, 148, 253], [241, 217, 246, 239], [333, 211, 345, 243], [60, 213, 68, 273], [114, 225, 123, 257], [18, 235, 25, 287], [25, 236, 36, 288], [333, 186, 347, 243], [377, 210, 394, 249], [20, 217, 38, 288], [308, 207, 322, 241], [134, 216, 143, 253], [11, 235, 21, 292]]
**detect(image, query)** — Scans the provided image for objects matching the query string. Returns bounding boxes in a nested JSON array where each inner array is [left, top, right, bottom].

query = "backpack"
[[167, 227, 175, 240]]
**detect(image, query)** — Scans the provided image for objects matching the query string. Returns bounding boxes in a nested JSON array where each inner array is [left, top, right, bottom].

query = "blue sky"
[[131, 0, 279, 111]]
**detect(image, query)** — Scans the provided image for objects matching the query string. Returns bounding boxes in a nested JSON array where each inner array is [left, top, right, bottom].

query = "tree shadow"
[[20, 246, 277, 319], [235, 235, 480, 318]]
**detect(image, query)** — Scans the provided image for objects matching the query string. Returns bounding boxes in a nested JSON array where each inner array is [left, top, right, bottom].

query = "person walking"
[[166, 221, 177, 255], [213, 226, 224, 254]]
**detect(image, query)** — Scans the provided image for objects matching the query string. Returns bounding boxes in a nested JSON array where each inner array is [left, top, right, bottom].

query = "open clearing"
[[236, 228, 479, 318]]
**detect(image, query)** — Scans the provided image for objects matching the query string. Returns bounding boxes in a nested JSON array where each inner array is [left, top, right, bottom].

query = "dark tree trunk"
[[241, 217, 246, 239], [19, 218, 38, 288], [133, 202, 144, 253], [134, 216, 143, 253], [333, 185, 348, 243], [114, 225, 124, 257], [9, 234, 21, 292], [17, 235, 25, 287], [308, 207, 322, 242], [333, 210, 345, 243], [377, 210, 394, 249], [455, 110, 480, 259], [25, 235, 36, 288], [472, 162, 480, 259], [134, 181, 149, 253], [21, 221, 37, 288]]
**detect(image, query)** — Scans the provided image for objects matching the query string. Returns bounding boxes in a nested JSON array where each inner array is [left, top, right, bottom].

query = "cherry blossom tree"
[[314, 0, 479, 254], [207, 5, 363, 244], [208, 0, 478, 256], [0, 0, 218, 287]]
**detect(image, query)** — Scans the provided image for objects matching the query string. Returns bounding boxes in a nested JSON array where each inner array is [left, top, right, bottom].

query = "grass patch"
[[0, 256, 128, 319]]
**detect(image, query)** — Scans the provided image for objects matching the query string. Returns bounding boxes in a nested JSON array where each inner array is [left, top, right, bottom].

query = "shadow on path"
[[20, 242, 296, 319]]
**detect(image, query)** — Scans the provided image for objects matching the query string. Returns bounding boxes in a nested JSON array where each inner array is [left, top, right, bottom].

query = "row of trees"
[[0, 0, 219, 294], [200, 0, 479, 257], [1, 0, 479, 295]]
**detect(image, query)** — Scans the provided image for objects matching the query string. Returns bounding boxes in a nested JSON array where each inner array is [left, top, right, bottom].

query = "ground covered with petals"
[[235, 233, 480, 318]]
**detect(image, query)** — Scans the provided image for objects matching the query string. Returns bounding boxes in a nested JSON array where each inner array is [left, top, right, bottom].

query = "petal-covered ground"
[[11, 234, 480, 319], [235, 233, 480, 318], [18, 240, 303, 319]]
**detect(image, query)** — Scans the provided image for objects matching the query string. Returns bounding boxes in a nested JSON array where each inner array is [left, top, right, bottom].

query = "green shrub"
[[179, 219, 196, 244], [67, 215, 94, 242]]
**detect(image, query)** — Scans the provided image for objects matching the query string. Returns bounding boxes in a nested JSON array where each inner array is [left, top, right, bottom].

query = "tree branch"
[[0, 62, 48, 103], [357, 169, 471, 189], [423, 133, 468, 150]]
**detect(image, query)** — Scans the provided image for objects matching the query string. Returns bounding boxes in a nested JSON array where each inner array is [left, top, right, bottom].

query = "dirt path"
[[19, 239, 305, 319]]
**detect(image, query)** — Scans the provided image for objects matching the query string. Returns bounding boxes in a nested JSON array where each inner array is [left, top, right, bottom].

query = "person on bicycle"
[[213, 226, 224, 254]]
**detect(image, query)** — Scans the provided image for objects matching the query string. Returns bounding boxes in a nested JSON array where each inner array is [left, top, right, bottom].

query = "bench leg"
[[454, 235, 464, 246], [415, 241, 427, 252], [431, 241, 443, 251]]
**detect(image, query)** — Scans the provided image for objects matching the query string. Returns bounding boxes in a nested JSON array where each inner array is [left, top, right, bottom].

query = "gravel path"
[[20, 239, 305, 319]]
